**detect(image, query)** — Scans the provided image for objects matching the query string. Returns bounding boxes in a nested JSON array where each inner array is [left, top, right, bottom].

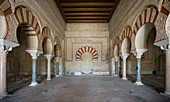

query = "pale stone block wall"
[[65, 23, 109, 74]]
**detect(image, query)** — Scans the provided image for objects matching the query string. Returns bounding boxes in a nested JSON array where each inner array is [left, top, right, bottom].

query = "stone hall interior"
[[0, 0, 170, 102]]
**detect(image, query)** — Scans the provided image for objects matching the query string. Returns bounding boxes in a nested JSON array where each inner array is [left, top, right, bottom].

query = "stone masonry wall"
[[65, 23, 109, 75]]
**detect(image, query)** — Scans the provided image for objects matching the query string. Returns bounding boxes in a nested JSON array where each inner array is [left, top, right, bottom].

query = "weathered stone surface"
[[65, 23, 109, 73]]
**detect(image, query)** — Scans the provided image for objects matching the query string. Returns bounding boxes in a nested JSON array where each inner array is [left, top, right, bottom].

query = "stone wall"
[[65, 23, 109, 75]]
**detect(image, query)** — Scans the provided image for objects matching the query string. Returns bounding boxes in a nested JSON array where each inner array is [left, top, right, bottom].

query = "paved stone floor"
[[1, 76, 170, 102]]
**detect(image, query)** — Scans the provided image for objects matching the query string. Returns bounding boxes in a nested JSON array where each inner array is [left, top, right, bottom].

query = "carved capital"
[[30, 53, 40, 59], [114, 56, 119, 62], [160, 45, 170, 53], [55, 57, 60, 62], [134, 52, 144, 59], [44, 54, 54, 60], [120, 54, 129, 61], [0, 45, 12, 55]]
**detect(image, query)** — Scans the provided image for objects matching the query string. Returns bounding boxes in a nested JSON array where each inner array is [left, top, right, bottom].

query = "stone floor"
[[1, 76, 170, 102], [128, 75, 165, 93]]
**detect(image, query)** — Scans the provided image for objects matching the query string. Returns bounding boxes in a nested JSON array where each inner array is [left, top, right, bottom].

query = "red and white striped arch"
[[132, 6, 158, 36], [119, 26, 136, 51], [15, 7, 41, 36], [112, 36, 120, 57], [75, 46, 99, 61], [120, 26, 132, 43]]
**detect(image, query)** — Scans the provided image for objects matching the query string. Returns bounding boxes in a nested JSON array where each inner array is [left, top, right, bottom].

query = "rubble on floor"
[[128, 74, 165, 92], [7, 75, 46, 94]]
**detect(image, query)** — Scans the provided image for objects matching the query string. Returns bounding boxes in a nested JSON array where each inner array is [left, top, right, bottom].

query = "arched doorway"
[[134, 23, 165, 85], [7, 7, 43, 87]]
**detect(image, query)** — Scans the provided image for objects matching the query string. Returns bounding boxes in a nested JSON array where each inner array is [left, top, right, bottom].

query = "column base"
[[122, 77, 127, 80], [164, 91, 170, 95], [46, 78, 51, 80], [114, 75, 118, 77], [55, 75, 59, 77], [134, 82, 143, 85], [0, 93, 7, 99], [29, 82, 38, 86], [59, 72, 63, 76], [110, 72, 114, 76]]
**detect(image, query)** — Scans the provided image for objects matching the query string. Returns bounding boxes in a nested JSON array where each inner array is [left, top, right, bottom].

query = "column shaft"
[[122, 58, 127, 80], [32, 59, 37, 83], [115, 61, 118, 76], [53, 64, 56, 76], [29, 53, 39, 86], [56, 62, 59, 76], [47, 58, 51, 80], [0, 54, 7, 96], [135, 58, 143, 85], [165, 51, 170, 94]]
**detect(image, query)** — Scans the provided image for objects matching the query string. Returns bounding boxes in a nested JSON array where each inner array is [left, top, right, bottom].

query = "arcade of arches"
[[0, 0, 170, 101]]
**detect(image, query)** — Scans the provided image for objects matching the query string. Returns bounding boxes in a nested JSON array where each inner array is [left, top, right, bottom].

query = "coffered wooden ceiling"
[[55, 0, 119, 23]]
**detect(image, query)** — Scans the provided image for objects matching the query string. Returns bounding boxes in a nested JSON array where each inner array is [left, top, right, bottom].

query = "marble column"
[[115, 61, 118, 76], [134, 52, 144, 85], [29, 53, 39, 86], [165, 49, 170, 94], [55, 57, 59, 77], [111, 58, 115, 76], [161, 45, 170, 95], [44, 55, 54, 80], [0, 46, 12, 98], [121, 54, 129, 80], [114, 56, 119, 76], [53, 62, 56, 77]]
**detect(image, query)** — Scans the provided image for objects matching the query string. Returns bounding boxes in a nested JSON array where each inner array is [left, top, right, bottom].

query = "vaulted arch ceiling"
[[55, 0, 119, 23]]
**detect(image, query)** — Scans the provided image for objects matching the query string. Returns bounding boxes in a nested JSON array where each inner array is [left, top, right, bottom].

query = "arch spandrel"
[[0, 8, 8, 39], [0, 0, 14, 42]]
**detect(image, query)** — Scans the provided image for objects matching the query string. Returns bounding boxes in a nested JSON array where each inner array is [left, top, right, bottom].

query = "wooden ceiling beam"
[[61, 2, 114, 7], [60, 0, 115, 3], [67, 20, 107, 23], [107, 0, 119, 22], [56, 0, 118, 23], [65, 12, 110, 16], [65, 15, 108, 17], [62, 6, 113, 8], [67, 18, 108, 20], [66, 16, 108, 19], [54, 0, 67, 22], [63, 8, 112, 12], [64, 11, 111, 13]]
